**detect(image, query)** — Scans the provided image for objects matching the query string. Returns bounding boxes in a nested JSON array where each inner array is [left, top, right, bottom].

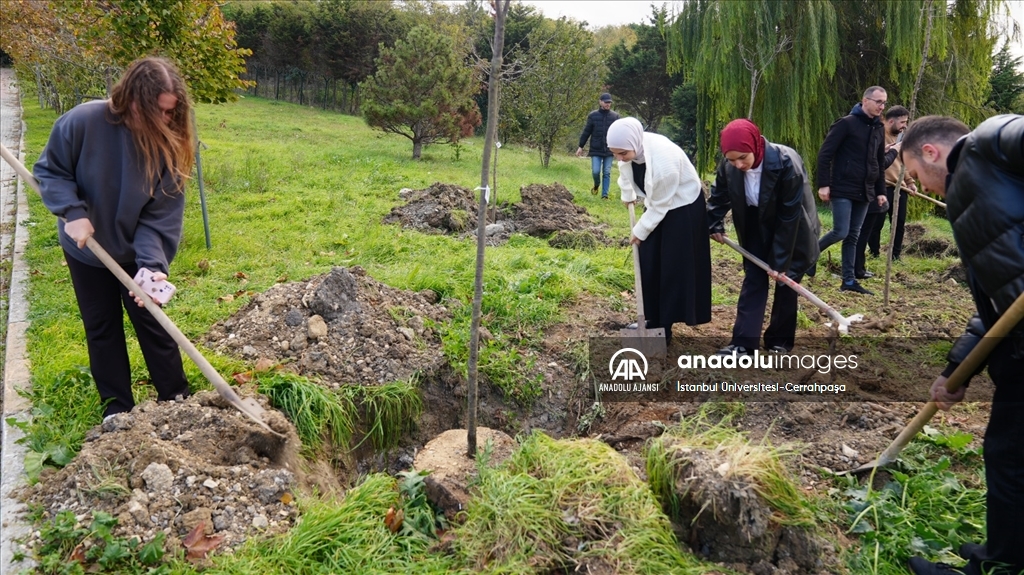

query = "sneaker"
[[716, 344, 753, 356], [908, 557, 966, 574], [855, 270, 875, 279], [591, 185, 599, 195], [766, 345, 789, 354], [840, 280, 874, 295], [602, 195, 609, 200]]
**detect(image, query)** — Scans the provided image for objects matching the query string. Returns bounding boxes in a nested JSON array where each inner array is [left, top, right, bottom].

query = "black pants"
[[966, 344, 1024, 574], [855, 210, 886, 277], [860, 187, 908, 266], [65, 252, 189, 417], [882, 188, 908, 260], [730, 207, 802, 351]]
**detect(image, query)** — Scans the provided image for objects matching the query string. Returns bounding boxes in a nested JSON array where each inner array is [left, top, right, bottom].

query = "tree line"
[[1, 0, 1021, 171]]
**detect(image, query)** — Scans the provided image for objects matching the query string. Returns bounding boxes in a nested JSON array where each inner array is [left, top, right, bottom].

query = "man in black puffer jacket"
[[813, 86, 891, 294], [900, 114, 1024, 575], [576, 93, 619, 199]]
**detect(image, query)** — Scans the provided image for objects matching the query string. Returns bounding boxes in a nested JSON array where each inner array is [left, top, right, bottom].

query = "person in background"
[[708, 119, 820, 355], [576, 92, 619, 199], [609, 117, 711, 342], [33, 56, 195, 419], [900, 113, 1024, 575], [812, 86, 890, 294], [881, 105, 917, 261]]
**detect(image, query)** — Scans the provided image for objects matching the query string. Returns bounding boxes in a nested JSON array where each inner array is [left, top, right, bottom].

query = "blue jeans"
[[818, 198, 868, 284], [591, 155, 613, 197]]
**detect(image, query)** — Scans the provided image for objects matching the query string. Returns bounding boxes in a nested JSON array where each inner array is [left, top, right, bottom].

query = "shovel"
[[0, 143, 281, 436], [620, 202, 666, 358], [718, 236, 864, 334], [845, 289, 1024, 475]]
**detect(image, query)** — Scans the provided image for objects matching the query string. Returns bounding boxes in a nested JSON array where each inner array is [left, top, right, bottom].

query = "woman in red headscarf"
[[707, 119, 820, 355]]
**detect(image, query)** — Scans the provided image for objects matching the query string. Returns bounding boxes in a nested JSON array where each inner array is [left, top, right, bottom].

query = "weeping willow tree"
[[884, 0, 1007, 125], [667, 0, 1012, 176], [666, 0, 839, 173]]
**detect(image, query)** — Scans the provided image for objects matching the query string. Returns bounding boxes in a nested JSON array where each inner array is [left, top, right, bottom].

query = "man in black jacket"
[[576, 93, 619, 199], [708, 119, 820, 355], [813, 86, 891, 295], [901, 114, 1024, 575]]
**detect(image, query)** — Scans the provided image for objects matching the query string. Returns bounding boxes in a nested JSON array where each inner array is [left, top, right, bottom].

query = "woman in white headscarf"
[[608, 117, 711, 340]]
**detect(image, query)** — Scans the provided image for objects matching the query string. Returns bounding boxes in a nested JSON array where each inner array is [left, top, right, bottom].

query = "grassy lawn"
[[13, 93, 987, 574]]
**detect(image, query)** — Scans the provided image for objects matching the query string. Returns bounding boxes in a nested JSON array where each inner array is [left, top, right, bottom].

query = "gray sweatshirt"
[[33, 99, 185, 274]]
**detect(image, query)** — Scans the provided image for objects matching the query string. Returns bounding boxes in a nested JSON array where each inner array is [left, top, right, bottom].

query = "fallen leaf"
[[232, 372, 252, 385], [69, 542, 86, 564], [182, 522, 206, 549], [217, 294, 234, 303], [186, 533, 225, 561], [234, 289, 249, 297], [254, 358, 276, 372], [280, 492, 293, 505], [234, 271, 249, 279], [276, 275, 288, 283], [384, 506, 406, 532]]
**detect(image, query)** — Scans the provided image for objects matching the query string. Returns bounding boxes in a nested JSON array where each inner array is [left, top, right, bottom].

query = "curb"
[[1, 68, 36, 574]]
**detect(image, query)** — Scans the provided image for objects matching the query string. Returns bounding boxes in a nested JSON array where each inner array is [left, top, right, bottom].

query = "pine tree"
[[361, 26, 482, 159]]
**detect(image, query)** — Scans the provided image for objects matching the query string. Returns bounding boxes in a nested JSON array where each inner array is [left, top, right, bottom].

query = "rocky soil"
[[20, 392, 302, 556]]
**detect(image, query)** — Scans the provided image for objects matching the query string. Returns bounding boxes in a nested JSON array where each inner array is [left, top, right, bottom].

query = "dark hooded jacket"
[[578, 108, 620, 157], [816, 103, 887, 204], [944, 114, 1024, 373], [708, 139, 821, 277]]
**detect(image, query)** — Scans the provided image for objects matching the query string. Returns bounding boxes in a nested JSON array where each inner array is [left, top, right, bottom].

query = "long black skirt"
[[638, 194, 712, 327]]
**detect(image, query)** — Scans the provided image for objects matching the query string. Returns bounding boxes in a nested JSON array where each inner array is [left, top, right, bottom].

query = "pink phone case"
[[133, 268, 176, 304]]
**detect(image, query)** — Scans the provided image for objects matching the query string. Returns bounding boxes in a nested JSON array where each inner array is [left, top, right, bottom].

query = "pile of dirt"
[[204, 266, 450, 386], [656, 441, 840, 574], [383, 183, 479, 234], [20, 392, 303, 554], [383, 181, 612, 247]]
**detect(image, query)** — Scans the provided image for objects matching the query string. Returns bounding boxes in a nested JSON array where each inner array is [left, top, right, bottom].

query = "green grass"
[[836, 426, 987, 574], [17, 93, 634, 457], [645, 403, 820, 528]]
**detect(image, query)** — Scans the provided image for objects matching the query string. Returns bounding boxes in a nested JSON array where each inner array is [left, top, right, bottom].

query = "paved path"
[[1, 66, 37, 574]]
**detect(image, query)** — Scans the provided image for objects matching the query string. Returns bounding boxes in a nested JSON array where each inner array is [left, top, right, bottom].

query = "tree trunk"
[[412, 139, 423, 159], [467, 0, 511, 458], [910, 0, 934, 120]]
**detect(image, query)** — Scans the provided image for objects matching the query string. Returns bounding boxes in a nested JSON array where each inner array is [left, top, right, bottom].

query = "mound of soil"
[[383, 183, 479, 234], [383, 182, 611, 247], [658, 441, 839, 574], [20, 392, 303, 554], [204, 266, 450, 386]]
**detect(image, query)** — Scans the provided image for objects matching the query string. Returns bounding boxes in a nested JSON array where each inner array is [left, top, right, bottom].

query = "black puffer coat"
[[708, 140, 821, 277], [816, 104, 887, 204], [944, 114, 1024, 370], [578, 108, 620, 157]]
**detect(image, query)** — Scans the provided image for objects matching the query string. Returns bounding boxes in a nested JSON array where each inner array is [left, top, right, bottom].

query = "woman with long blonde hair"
[[34, 56, 195, 418]]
